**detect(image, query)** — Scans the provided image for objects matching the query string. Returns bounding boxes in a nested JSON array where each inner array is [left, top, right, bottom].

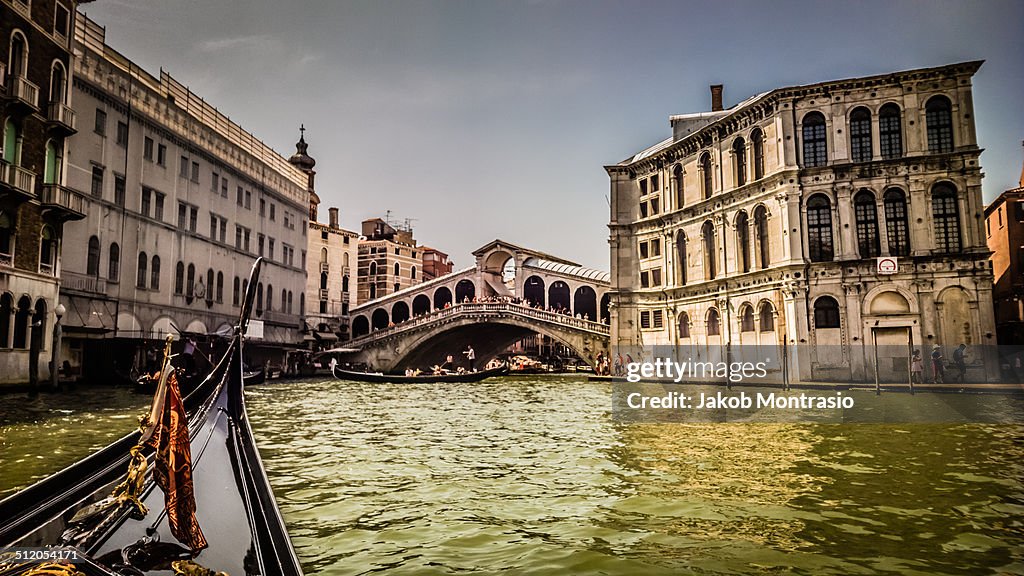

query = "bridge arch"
[[372, 308, 389, 330], [524, 275, 545, 307], [574, 286, 597, 321], [455, 279, 476, 303], [434, 286, 453, 309], [600, 292, 611, 324], [392, 301, 410, 324], [549, 281, 570, 312], [412, 294, 431, 316], [353, 315, 369, 337]]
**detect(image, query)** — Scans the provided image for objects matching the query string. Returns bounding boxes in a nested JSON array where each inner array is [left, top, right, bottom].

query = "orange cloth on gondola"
[[145, 370, 208, 552]]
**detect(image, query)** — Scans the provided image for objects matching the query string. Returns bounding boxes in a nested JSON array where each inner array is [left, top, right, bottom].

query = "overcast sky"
[[80, 0, 1024, 270]]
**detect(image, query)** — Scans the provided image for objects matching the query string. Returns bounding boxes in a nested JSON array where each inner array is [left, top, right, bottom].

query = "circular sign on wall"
[[877, 257, 898, 275]]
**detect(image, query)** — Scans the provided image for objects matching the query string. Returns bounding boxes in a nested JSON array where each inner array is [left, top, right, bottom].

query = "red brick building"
[[985, 147, 1024, 344]]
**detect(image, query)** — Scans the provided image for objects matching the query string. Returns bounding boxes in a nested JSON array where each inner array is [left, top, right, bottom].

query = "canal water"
[[2, 376, 1024, 575]]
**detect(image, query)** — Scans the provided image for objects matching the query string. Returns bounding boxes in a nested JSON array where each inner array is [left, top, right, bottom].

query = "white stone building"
[[306, 206, 358, 343], [606, 62, 997, 383], [59, 15, 309, 380]]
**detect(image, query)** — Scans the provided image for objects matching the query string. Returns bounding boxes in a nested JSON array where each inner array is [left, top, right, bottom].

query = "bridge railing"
[[348, 302, 609, 347]]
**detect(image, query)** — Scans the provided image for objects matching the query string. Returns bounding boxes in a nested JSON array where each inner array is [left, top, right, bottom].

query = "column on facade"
[[908, 179, 931, 257], [781, 284, 810, 382], [843, 283, 866, 381], [784, 190, 802, 264], [834, 184, 857, 261]]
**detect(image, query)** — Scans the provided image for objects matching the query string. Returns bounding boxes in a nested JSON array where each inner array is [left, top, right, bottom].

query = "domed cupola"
[[288, 124, 317, 172]]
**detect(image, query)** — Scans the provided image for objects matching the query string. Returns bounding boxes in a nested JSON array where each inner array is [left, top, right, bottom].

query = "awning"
[[313, 331, 338, 342], [60, 294, 115, 334]]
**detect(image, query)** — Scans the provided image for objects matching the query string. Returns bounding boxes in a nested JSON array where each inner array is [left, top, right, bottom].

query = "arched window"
[[736, 211, 750, 273], [802, 112, 827, 167], [806, 195, 834, 262], [13, 296, 30, 349], [411, 266, 417, 280], [369, 261, 377, 276], [320, 272, 327, 290], [87, 236, 100, 276], [9, 31, 27, 77], [216, 272, 224, 302], [175, 262, 185, 294], [343, 253, 350, 268], [394, 262, 400, 277], [759, 302, 775, 332], [673, 164, 684, 208], [281, 288, 287, 312], [733, 138, 746, 187], [44, 140, 62, 185], [701, 152, 713, 199], [677, 312, 690, 338], [320, 247, 327, 263], [289, 291, 295, 314], [925, 96, 953, 153], [0, 293, 12, 348], [884, 188, 910, 256], [186, 264, 195, 298], [932, 183, 961, 253], [108, 242, 120, 281], [369, 284, 376, 300], [136, 252, 147, 288], [879, 104, 903, 160], [675, 231, 687, 286], [702, 220, 716, 280], [751, 128, 765, 180], [267, 284, 273, 312], [849, 107, 872, 163], [0, 211, 13, 262], [255, 282, 263, 315], [740, 305, 755, 332], [206, 268, 214, 302], [299, 293, 304, 317], [814, 296, 841, 329], [39, 226, 56, 274], [150, 255, 160, 290], [342, 275, 349, 292], [50, 61, 67, 104], [233, 276, 240, 306], [754, 205, 769, 269], [707, 308, 721, 336], [854, 190, 880, 258]]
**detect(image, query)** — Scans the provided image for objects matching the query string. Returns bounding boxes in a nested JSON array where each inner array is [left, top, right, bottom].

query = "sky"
[[79, 0, 1024, 271]]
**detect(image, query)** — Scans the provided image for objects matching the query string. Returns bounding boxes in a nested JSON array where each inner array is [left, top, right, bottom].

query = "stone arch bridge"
[[344, 240, 611, 372]]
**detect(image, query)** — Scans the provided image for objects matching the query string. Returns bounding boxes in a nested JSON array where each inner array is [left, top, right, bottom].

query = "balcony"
[[62, 270, 108, 294], [0, 161, 36, 202], [320, 262, 330, 273], [41, 184, 86, 221], [319, 288, 329, 300], [46, 101, 77, 135], [7, 74, 39, 113]]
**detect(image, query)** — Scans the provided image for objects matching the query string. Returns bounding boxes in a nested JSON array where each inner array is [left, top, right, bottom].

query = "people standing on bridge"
[[464, 346, 476, 371]]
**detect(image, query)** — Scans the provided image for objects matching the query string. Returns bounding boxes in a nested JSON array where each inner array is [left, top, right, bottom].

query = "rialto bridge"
[[344, 240, 611, 372]]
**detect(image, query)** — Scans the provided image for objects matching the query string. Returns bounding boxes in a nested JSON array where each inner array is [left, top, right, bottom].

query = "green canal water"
[[2, 376, 1024, 575]]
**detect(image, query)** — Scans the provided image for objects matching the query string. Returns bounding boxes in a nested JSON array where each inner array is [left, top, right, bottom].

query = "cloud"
[[197, 34, 278, 53]]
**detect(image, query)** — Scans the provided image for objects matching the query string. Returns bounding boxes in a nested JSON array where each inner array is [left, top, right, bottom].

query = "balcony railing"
[[319, 288, 329, 300], [41, 184, 86, 218], [0, 62, 6, 91], [47, 101, 76, 131], [10, 75, 39, 109], [62, 270, 108, 294], [0, 251, 12, 268], [320, 262, 329, 273], [0, 161, 36, 196]]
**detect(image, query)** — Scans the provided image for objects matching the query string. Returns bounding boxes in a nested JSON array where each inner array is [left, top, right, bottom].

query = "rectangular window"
[[237, 186, 244, 206], [180, 156, 189, 178], [190, 161, 199, 183], [211, 172, 219, 192], [640, 270, 650, 288], [141, 187, 151, 217], [113, 174, 125, 206], [639, 202, 648, 218], [269, 204, 275, 221], [259, 199, 266, 216], [258, 234, 265, 256], [640, 179, 648, 196], [651, 268, 662, 287], [640, 311, 651, 329], [143, 137, 154, 161], [154, 193, 164, 221], [189, 206, 197, 232], [219, 220, 226, 243], [116, 121, 128, 147], [268, 238, 275, 260], [650, 197, 660, 215], [220, 177, 228, 198], [639, 241, 649, 259], [244, 190, 251, 209], [210, 214, 218, 240], [651, 238, 661, 257], [178, 203, 187, 229], [651, 174, 659, 192], [157, 144, 166, 166], [94, 109, 106, 135], [285, 212, 292, 229], [652, 310, 664, 329], [54, 3, 70, 37], [1016, 202, 1024, 223], [243, 229, 250, 252], [90, 166, 103, 197], [235, 226, 242, 249]]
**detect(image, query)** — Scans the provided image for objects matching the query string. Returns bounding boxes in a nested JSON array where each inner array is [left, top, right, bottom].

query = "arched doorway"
[[548, 281, 570, 312], [352, 315, 370, 337], [573, 286, 597, 321], [455, 280, 476, 303], [434, 286, 453, 309], [392, 301, 410, 324], [413, 294, 431, 316], [371, 308, 389, 330], [524, 276, 545, 308]]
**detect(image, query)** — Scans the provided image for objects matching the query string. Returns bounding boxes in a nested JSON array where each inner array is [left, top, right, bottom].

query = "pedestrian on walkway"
[[931, 345, 944, 384], [953, 343, 967, 383], [911, 349, 923, 384]]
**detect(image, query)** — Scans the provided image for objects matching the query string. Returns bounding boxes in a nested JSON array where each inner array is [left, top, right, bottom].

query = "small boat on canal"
[[331, 362, 509, 384], [0, 258, 303, 576]]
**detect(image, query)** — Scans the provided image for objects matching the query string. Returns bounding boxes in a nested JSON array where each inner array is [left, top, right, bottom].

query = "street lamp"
[[51, 303, 65, 391]]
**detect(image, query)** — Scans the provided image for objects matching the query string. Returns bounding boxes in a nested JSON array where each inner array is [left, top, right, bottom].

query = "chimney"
[[710, 84, 724, 112], [328, 207, 339, 229]]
